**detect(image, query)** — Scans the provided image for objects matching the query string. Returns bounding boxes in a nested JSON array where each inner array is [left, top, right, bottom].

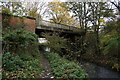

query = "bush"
[[2, 28, 39, 55], [2, 52, 43, 79], [2, 29, 43, 78], [2, 52, 24, 71], [44, 52, 88, 79], [42, 32, 67, 53], [103, 36, 120, 55], [42, 32, 84, 60]]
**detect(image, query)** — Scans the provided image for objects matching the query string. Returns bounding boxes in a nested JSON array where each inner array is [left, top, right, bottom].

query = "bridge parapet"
[[36, 19, 80, 31]]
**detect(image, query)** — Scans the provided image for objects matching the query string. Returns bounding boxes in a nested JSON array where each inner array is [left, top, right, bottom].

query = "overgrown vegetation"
[[42, 32, 67, 54], [2, 29, 43, 78], [42, 22, 120, 71], [100, 20, 120, 71], [3, 28, 38, 54], [101, 20, 120, 56], [42, 32, 86, 60], [44, 52, 88, 79], [2, 52, 42, 78], [82, 20, 120, 71]]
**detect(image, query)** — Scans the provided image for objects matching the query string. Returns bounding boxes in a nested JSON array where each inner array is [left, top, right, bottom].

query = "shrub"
[[42, 32, 84, 60], [42, 32, 67, 53], [2, 29, 43, 78], [2, 28, 39, 55], [2, 52, 43, 79], [2, 52, 24, 71], [44, 52, 88, 79], [103, 36, 120, 55]]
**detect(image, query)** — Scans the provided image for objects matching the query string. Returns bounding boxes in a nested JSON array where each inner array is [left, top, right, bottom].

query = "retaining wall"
[[1, 13, 36, 33]]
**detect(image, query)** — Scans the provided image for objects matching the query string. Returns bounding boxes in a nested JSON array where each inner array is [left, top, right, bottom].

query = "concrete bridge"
[[35, 19, 85, 38]]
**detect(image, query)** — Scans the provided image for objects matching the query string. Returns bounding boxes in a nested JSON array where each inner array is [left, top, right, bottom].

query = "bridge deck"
[[36, 19, 81, 31]]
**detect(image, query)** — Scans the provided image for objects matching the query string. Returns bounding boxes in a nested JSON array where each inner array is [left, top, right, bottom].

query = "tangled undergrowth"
[[2, 29, 43, 79], [44, 52, 88, 79]]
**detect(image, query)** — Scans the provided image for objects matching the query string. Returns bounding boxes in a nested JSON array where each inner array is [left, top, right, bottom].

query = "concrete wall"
[[1, 13, 36, 33]]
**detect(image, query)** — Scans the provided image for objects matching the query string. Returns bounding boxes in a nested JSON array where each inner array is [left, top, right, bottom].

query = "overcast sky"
[[1, 0, 115, 2]]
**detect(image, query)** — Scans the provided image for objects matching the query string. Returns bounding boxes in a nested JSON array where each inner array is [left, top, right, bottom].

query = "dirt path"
[[40, 50, 54, 78]]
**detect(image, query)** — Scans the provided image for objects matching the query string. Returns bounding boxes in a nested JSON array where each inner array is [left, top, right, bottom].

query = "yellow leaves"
[[50, 2, 68, 14], [99, 18, 105, 24], [99, 18, 104, 22], [49, 1, 77, 27], [112, 64, 120, 71], [28, 9, 41, 18], [2, 7, 11, 14], [99, 18, 106, 27]]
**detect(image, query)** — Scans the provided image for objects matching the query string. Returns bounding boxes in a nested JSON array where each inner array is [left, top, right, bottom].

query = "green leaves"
[[42, 33, 67, 53], [44, 52, 88, 79], [2, 55, 42, 78], [3, 28, 38, 54], [2, 52, 24, 71], [2, 52, 43, 78], [101, 20, 120, 56], [103, 36, 120, 55], [2, 29, 43, 78]]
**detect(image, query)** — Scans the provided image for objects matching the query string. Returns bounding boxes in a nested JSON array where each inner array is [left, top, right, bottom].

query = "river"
[[80, 61, 120, 78]]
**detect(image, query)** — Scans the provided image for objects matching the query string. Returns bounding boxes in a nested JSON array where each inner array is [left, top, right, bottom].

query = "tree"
[[42, 32, 67, 54], [48, 1, 78, 27], [67, 2, 93, 30], [0, 1, 48, 19], [87, 2, 115, 54], [100, 19, 120, 60], [27, 8, 41, 19], [67, 2, 114, 54], [23, 1, 48, 19], [0, 1, 25, 16], [67, 2, 92, 54], [111, 0, 120, 13]]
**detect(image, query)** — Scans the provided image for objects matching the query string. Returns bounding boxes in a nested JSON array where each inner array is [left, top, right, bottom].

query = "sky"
[[1, 0, 114, 2]]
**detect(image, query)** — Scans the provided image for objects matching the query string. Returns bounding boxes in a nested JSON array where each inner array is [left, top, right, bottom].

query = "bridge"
[[35, 19, 85, 38]]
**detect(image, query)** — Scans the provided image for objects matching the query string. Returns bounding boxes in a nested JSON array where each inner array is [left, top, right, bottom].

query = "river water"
[[80, 61, 120, 78]]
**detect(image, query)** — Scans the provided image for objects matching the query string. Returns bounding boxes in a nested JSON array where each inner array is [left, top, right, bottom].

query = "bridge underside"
[[35, 28, 85, 38], [35, 28, 85, 43], [36, 20, 86, 39]]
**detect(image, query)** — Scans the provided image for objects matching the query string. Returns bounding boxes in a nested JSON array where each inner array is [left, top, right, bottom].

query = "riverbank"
[[79, 60, 120, 78], [81, 53, 120, 73]]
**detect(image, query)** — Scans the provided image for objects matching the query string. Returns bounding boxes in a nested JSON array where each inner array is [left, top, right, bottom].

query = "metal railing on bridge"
[[36, 19, 80, 31]]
